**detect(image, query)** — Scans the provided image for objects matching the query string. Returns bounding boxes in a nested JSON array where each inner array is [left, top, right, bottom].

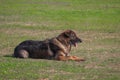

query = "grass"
[[0, 0, 120, 80]]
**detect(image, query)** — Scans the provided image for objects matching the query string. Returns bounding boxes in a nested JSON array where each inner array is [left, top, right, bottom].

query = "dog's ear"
[[64, 30, 72, 37]]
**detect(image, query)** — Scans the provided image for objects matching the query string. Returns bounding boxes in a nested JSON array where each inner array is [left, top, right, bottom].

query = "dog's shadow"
[[4, 54, 13, 58]]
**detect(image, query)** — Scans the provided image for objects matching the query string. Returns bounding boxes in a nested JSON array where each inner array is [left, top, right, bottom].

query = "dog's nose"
[[79, 39, 82, 42], [77, 38, 82, 43]]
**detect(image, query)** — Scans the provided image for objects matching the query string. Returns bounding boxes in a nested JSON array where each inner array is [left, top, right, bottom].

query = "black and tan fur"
[[13, 30, 85, 61]]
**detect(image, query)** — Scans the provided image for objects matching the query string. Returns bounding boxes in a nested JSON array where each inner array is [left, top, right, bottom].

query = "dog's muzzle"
[[70, 38, 82, 47]]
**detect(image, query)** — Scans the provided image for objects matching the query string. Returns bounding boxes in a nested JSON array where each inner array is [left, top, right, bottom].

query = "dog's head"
[[58, 30, 82, 47]]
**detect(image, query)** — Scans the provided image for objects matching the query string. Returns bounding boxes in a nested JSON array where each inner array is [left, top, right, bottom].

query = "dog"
[[13, 30, 85, 62]]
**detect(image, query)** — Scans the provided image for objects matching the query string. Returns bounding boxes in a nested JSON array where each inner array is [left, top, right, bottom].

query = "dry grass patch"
[[0, 28, 62, 38]]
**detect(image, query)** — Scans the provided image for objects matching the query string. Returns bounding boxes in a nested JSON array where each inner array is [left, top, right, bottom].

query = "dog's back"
[[14, 40, 51, 58]]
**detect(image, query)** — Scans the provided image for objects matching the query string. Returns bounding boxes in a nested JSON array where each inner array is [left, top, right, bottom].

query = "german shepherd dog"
[[13, 30, 85, 61]]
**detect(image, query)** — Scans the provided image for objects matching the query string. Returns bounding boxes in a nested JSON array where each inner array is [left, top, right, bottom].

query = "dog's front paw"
[[75, 58, 85, 62]]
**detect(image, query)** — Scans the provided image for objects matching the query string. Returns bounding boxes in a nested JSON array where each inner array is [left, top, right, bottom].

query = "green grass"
[[0, 0, 120, 80], [0, 0, 120, 32]]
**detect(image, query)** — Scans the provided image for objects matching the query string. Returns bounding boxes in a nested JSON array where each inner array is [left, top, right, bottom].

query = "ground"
[[0, 0, 120, 80]]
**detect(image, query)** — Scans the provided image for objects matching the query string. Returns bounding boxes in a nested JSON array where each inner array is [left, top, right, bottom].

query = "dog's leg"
[[55, 51, 67, 60], [55, 51, 85, 61], [16, 50, 29, 58], [55, 55, 75, 61], [56, 56, 85, 61], [71, 56, 85, 61]]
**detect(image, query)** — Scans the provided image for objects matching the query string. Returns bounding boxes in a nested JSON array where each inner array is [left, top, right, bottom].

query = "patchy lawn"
[[0, 0, 120, 80]]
